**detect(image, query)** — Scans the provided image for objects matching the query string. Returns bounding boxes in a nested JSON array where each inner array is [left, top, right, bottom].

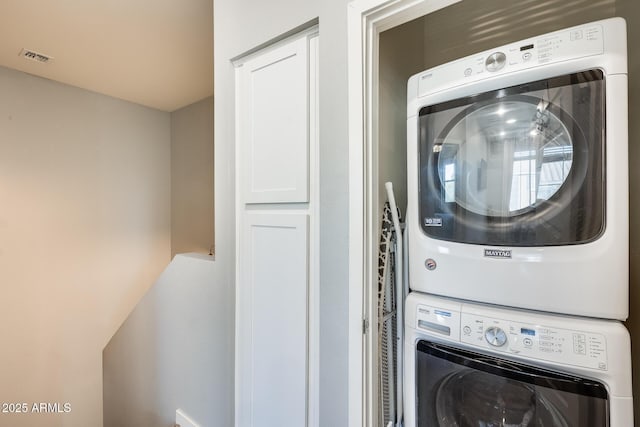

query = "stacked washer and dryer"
[[403, 18, 633, 426]]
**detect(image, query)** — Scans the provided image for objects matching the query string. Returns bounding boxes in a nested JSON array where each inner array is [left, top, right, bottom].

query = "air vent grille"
[[19, 48, 53, 64]]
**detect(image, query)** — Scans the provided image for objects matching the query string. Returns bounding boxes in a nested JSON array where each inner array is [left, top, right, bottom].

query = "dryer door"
[[418, 70, 604, 246], [415, 341, 609, 426]]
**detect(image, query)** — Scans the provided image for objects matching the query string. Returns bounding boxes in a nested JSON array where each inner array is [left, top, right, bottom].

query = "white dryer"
[[406, 18, 629, 319], [404, 292, 633, 427]]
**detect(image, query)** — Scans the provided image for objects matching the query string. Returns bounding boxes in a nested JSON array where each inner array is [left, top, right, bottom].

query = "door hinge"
[[362, 318, 369, 334]]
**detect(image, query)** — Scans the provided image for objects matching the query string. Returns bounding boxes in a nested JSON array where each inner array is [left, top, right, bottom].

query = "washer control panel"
[[460, 312, 609, 371], [418, 22, 605, 98]]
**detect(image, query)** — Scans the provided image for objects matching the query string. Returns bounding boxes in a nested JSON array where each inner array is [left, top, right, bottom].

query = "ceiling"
[[0, 0, 213, 112]]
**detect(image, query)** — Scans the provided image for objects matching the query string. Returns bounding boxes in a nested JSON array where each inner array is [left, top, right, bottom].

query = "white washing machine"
[[406, 18, 629, 319], [404, 292, 633, 426]]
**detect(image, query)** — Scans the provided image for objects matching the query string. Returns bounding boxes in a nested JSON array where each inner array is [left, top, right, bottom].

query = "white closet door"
[[239, 36, 309, 204], [235, 29, 318, 427], [238, 213, 309, 427]]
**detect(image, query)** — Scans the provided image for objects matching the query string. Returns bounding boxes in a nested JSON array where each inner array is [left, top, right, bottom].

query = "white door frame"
[[346, 1, 461, 425]]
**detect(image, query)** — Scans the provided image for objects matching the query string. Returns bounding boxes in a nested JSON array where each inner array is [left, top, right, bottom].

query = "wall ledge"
[[174, 252, 215, 262]]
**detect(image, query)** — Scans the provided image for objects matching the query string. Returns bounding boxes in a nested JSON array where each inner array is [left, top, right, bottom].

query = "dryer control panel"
[[417, 22, 605, 98]]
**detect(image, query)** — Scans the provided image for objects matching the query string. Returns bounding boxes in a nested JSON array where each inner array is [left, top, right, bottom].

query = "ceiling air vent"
[[19, 48, 53, 64]]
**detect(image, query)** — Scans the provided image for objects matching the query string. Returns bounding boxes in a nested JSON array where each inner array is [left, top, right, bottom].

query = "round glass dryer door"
[[438, 97, 574, 217], [418, 71, 604, 246]]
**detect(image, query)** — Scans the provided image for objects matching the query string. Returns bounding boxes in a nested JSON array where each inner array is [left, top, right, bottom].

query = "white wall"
[[213, 0, 351, 424], [0, 65, 171, 427], [171, 96, 214, 257], [103, 253, 232, 427]]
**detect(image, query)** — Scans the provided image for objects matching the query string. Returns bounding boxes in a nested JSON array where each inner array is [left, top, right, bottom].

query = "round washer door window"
[[435, 370, 567, 426]]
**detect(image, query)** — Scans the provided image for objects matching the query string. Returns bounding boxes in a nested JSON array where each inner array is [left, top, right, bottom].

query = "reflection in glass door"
[[415, 341, 609, 427]]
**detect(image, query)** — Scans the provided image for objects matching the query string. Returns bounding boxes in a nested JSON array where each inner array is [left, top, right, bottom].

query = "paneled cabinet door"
[[238, 36, 309, 204], [237, 213, 309, 427], [236, 29, 317, 427]]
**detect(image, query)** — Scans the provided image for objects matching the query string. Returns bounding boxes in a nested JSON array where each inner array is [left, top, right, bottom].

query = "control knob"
[[485, 52, 506, 72], [485, 326, 507, 347]]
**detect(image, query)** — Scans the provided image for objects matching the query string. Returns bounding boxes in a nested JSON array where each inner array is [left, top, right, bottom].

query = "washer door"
[[415, 341, 609, 427], [418, 70, 604, 246]]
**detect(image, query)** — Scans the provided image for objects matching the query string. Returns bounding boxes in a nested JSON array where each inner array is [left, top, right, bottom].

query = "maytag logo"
[[484, 248, 512, 259]]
